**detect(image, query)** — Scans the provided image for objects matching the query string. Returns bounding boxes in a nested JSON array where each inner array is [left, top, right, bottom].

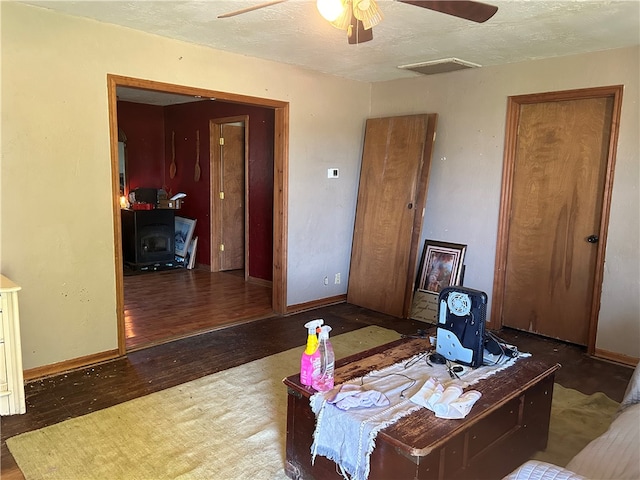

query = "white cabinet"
[[0, 275, 25, 415]]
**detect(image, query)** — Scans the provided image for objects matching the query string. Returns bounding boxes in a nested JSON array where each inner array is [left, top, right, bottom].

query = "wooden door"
[[211, 119, 247, 272], [494, 87, 623, 347], [347, 114, 437, 318], [220, 124, 245, 270]]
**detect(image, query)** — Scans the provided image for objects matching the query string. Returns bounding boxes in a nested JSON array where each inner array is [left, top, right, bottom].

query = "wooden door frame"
[[209, 116, 249, 277], [107, 75, 289, 356], [491, 85, 623, 355]]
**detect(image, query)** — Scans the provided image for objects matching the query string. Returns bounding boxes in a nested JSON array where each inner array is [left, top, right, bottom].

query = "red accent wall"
[[116, 102, 165, 194], [116, 100, 274, 281]]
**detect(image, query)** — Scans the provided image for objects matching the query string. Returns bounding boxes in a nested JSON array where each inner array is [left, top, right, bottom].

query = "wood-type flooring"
[[1, 274, 634, 479], [124, 268, 273, 350]]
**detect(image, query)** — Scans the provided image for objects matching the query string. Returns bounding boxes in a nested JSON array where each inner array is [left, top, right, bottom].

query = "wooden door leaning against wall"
[[492, 86, 623, 352], [210, 116, 248, 274], [347, 114, 438, 319]]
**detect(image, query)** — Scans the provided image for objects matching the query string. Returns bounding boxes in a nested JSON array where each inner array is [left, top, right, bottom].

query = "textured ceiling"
[[20, 1, 640, 85]]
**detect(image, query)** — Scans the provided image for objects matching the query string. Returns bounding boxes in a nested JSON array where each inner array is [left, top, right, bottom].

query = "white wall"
[[371, 47, 640, 359], [1, 3, 369, 369]]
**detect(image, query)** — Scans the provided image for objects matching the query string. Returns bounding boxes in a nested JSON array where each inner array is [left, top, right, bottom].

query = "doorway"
[[107, 75, 289, 355], [491, 85, 623, 353]]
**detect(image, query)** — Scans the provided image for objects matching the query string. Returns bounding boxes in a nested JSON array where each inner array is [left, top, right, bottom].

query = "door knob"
[[586, 235, 599, 244]]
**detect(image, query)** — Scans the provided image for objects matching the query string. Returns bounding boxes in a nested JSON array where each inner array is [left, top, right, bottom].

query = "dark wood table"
[[283, 337, 560, 480]]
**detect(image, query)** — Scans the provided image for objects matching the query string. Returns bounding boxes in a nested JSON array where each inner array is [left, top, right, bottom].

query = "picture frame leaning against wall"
[[411, 240, 467, 324]]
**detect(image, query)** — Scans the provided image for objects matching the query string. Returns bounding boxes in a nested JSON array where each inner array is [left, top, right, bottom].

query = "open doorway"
[[107, 75, 288, 355]]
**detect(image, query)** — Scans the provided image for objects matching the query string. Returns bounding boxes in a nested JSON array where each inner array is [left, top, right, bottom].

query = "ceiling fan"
[[217, 0, 498, 45]]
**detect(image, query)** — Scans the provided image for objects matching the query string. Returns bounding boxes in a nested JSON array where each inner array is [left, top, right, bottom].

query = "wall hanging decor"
[[169, 130, 177, 179]]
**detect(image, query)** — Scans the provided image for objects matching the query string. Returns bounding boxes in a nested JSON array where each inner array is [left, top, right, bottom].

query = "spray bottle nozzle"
[[303, 319, 324, 355], [318, 325, 332, 340], [304, 319, 324, 334]]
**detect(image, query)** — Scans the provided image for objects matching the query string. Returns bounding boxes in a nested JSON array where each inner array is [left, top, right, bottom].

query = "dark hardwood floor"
[[1, 276, 634, 479]]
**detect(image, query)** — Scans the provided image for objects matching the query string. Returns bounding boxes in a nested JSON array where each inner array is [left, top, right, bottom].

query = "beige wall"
[[371, 46, 640, 359], [1, 3, 370, 370]]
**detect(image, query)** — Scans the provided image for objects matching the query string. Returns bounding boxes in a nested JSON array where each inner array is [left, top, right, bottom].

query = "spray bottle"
[[312, 325, 335, 392], [300, 319, 324, 386]]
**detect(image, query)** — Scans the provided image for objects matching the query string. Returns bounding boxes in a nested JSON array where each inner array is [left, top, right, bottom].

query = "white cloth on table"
[[409, 378, 482, 419], [326, 384, 390, 411]]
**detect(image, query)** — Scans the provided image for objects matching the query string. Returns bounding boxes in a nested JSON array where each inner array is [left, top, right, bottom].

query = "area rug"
[[532, 383, 620, 467], [7, 326, 401, 480], [8, 330, 620, 480]]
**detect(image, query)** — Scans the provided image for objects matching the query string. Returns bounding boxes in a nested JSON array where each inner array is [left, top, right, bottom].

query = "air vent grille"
[[398, 58, 481, 76]]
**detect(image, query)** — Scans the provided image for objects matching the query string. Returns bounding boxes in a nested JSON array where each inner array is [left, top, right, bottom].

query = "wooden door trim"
[[273, 105, 289, 314], [107, 74, 289, 355], [107, 76, 126, 355], [491, 85, 624, 355], [209, 116, 249, 276]]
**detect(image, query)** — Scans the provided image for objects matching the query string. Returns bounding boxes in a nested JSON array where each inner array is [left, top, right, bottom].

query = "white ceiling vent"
[[398, 58, 481, 76]]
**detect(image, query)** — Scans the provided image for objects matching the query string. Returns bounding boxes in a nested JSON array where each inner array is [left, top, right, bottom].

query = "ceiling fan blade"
[[348, 16, 374, 45], [397, 1, 498, 23], [217, 0, 288, 19]]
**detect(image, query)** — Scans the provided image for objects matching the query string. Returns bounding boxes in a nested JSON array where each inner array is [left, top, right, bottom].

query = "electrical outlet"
[[335, 273, 341, 284], [327, 168, 339, 178], [324, 276, 329, 286]]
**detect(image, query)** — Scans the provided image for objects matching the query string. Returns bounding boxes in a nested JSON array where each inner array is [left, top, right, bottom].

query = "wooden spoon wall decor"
[[169, 130, 177, 179], [194, 130, 201, 181]]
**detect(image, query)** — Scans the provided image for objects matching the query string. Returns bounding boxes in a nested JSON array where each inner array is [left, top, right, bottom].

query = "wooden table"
[[283, 337, 560, 480]]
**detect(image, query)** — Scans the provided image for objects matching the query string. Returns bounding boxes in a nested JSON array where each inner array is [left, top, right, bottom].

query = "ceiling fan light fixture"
[[317, 0, 346, 22], [330, 2, 353, 31], [353, 0, 382, 30]]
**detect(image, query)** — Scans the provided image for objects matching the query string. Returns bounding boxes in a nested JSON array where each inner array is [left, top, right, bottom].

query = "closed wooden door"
[[220, 123, 245, 270], [211, 119, 246, 272], [498, 88, 622, 346], [347, 114, 437, 318]]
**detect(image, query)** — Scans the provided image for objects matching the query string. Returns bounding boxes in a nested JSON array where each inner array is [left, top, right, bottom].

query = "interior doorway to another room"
[[107, 75, 289, 354]]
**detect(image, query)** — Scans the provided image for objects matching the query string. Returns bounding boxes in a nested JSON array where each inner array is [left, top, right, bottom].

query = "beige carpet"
[[533, 383, 619, 467], [8, 328, 620, 479], [7, 326, 401, 480]]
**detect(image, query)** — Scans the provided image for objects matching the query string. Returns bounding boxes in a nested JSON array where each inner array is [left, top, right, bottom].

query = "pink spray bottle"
[[312, 325, 335, 391], [300, 319, 324, 386]]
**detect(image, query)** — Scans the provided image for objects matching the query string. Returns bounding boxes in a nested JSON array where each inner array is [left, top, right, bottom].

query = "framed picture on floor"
[[416, 240, 467, 294], [175, 216, 197, 258]]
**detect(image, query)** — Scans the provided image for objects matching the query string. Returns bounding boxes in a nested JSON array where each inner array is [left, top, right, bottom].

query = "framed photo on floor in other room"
[[175, 216, 197, 258]]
